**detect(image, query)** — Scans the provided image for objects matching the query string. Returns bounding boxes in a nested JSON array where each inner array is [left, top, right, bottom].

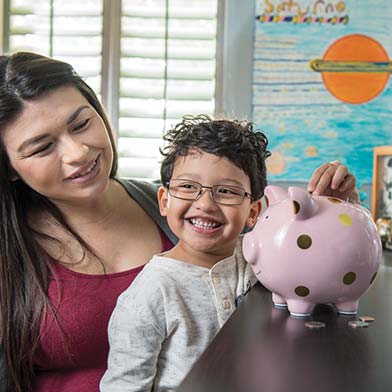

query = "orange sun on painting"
[[311, 34, 391, 104]]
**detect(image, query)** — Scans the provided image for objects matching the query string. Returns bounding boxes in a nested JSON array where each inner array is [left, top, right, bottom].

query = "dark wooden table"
[[178, 251, 392, 392]]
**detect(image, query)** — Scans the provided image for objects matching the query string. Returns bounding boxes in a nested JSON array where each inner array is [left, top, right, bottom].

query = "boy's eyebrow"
[[172, 173, 201, 180], [172, 175, 246, 187], [218, 178, 248, 187], [17, 105, 91, 153]]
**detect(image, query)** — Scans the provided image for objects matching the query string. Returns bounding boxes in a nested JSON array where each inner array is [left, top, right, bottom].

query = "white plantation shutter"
[[3, 0, 218, 180], [6, 0, 103, 94], [118, 0, 217, 179]]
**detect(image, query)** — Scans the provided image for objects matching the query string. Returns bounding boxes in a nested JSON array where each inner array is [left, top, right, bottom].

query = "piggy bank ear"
[[288, 186, 318, 220], [264, 186, 287, 207]]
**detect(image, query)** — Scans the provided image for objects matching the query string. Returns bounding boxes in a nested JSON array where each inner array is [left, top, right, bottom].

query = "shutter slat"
[[120, 58, 215, 80], [118, 137, 163, 159], [120, 97, 214, 119], [120, 78, 214, 100], [118, 157, 161, 179], [121, 38, 216, 60], [122, 18, 216, 40]]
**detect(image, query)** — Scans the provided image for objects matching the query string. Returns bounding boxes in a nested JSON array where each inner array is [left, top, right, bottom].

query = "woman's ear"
[[157, 186, 169, 217], [245, 200, 262, 228]]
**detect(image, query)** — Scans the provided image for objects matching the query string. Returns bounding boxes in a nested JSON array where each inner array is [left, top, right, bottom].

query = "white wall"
[[0, 0, 4, 53]]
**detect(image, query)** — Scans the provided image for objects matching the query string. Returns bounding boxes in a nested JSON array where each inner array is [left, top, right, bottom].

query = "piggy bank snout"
[[242, 232, 259, 265]]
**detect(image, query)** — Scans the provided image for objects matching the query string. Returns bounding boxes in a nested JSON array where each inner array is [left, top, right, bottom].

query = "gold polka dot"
[[295, 286, 310, 297], [339, 214, 353, 227], [293, 200, 300, 214], [328, 197, 342, 204], [343, 272, 356, 285], [370, 272, 378, 285], [297, 235, 312, 249]]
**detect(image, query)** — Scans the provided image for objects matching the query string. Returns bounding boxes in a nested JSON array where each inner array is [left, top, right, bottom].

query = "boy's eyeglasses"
[[166, 179, 253, 206]]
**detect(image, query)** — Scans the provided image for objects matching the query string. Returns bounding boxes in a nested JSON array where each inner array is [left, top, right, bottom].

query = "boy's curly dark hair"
[[160, 114, 270, 199]]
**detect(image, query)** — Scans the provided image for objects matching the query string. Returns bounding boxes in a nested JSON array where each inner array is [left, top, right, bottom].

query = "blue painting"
[[252, 0, 392, 186]]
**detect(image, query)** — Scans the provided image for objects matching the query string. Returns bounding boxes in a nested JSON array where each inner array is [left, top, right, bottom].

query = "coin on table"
[[348, 320, 370, 328], [359, 316, 375, 323], [305, 321, 326, 329]]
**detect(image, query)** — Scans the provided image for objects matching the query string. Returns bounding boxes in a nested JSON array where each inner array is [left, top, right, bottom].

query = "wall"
[[220, 0, 392, 208], [0, 0, 4, 54]]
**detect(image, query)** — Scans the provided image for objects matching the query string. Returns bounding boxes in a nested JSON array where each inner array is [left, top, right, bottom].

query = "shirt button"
[[222, 299, 231, 310], [212, 276, 221, 284]]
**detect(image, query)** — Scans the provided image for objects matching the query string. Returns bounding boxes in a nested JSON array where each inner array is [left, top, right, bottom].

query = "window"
[[5, 0, 103, 94], [2, 0, 218, 180]]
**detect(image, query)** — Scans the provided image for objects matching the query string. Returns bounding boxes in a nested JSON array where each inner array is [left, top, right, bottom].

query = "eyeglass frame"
[[165, 179, 254, 206]]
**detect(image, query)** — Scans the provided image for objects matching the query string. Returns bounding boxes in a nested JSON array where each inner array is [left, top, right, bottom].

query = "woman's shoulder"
[[115, 178, 178, 245], [115, 178, 159, 212], [116, 177, 159, 195]]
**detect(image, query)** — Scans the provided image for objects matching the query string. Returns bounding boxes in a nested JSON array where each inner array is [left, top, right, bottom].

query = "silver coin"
[[305, 321, 326, 329], [359, 315, 375, 323], [348, 320, 370, 328]]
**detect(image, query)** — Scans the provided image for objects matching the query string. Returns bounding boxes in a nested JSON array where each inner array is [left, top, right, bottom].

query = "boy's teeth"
[[190, 218, 220, 229]]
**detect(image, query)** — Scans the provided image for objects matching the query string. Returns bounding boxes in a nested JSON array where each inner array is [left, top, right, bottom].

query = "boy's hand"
[[307, 161, 360, 203]]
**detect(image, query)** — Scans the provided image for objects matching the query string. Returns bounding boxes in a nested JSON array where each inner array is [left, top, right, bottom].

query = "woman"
[[0, 52, 358, 392]]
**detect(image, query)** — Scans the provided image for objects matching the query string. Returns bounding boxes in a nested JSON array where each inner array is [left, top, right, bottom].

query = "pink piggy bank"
[[243, 186, 382, 317]]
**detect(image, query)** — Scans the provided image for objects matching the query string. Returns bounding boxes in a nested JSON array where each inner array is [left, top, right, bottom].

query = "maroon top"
[[33, 228, 173, 391]]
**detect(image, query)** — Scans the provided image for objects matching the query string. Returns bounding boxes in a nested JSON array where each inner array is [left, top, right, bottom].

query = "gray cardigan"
[[116, 178, 178, 245], [0, 178, 178, 391]]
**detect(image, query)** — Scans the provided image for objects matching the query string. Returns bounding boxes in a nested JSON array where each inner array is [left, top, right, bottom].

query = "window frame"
[[0, 0, 255, 157]]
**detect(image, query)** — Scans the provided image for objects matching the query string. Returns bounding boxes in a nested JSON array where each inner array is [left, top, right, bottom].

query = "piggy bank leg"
[[272, 293, 287, 308], [335, 299, 359, 315], [286, 299, 315, 317]]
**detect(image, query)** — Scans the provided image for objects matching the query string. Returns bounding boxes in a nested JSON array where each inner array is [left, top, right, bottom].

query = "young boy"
[[100, 114, 269, 391]]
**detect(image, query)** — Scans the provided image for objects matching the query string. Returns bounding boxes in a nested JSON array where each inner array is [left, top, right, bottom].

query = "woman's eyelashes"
[[72, 117, 91, 132], [30, 142, 54, 156], [28, 118, 92, 157]]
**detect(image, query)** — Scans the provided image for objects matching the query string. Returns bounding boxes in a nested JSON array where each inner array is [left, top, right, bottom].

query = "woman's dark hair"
[[0, 52, 118, 391], [160, 114, 270, 200]]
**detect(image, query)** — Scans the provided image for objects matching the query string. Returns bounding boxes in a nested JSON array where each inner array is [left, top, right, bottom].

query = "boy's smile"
[[187, 217, 222, 232], [158, 150, 261, 268]]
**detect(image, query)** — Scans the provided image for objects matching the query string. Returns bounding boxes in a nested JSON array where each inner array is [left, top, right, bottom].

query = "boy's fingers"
[[307, 163, 331, 193], [308, 161, 357, 201], [312, 163, 338, 195], [330, 164, 349, 190], [337, 174, 356, 192]]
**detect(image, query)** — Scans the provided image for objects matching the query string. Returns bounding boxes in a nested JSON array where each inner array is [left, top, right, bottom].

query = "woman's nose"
[[61, 136, 89, 164]]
